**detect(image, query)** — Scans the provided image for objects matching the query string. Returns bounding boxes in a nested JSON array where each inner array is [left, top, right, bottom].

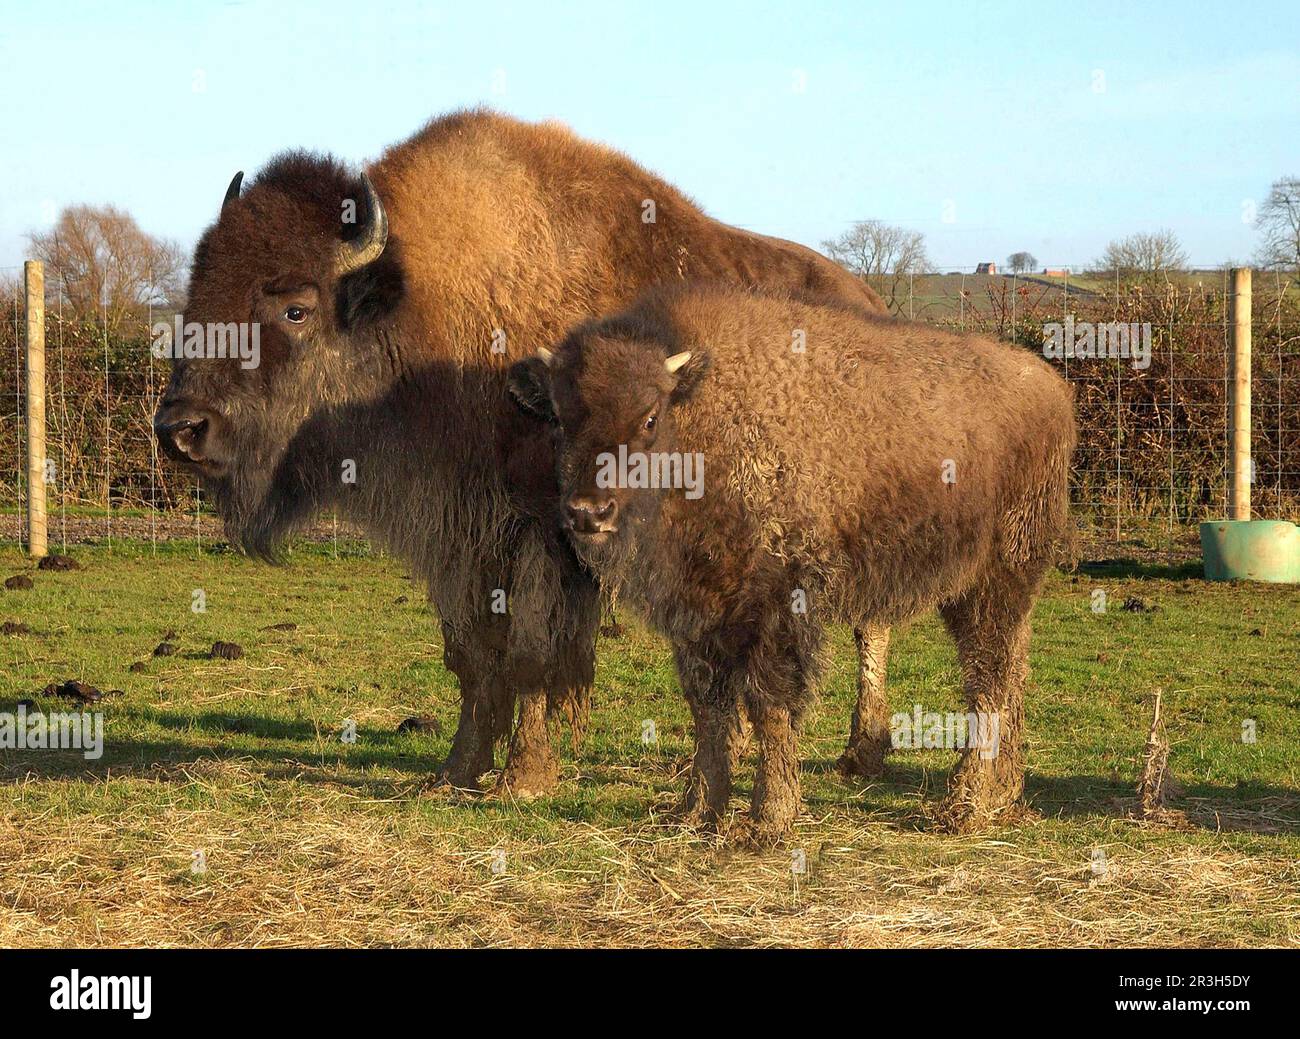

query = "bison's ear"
[[668, 349, 711, 404], [507, 357, 555, 421], [337, 247, 405, 330]]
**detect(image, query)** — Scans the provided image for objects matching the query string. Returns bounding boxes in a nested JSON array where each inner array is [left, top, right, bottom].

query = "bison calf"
[[510, 285, 1076, 839]]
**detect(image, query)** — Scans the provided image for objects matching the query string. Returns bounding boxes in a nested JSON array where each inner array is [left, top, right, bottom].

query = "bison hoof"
[[932, 794, 1035, 835], [496, 761, 560, 801], [835, 739, 890, 779], [728, 815, 791, 850], [672, 783, 728, 833], [430, 763, 489, 793]]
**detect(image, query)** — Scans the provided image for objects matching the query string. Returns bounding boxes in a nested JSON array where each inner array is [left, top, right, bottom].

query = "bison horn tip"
[[222, 171, 244, 210], [664, 351, 692, 374], [536, 347, 555, 366]]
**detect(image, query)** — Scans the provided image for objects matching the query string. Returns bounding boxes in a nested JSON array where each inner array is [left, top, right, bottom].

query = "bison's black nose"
[[565, 494, 618, 534], [154, 400, 220, 467]]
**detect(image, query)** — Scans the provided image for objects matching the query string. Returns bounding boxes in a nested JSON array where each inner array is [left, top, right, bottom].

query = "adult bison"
[[510, 283, 1076, 838], [155, 108, 891, 794]]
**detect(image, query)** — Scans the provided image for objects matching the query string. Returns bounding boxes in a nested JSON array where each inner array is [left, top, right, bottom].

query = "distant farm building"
[[975, 262, 997, 274], [1043, 267, 1070, 277]]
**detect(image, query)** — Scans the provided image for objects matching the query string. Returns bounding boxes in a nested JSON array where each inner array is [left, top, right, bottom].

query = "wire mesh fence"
[[2, 262, 1297, 560]]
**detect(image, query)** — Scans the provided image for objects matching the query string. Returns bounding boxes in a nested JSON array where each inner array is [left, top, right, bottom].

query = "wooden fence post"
[[24, 260, 47, 558], [1228, 267, 1251, 521]]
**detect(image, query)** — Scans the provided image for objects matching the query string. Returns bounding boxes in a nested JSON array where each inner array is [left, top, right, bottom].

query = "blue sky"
[[1, 0, 1297, 272]]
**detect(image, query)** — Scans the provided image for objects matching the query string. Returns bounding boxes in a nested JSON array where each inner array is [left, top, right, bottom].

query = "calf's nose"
[[565, 494, 618, 533]]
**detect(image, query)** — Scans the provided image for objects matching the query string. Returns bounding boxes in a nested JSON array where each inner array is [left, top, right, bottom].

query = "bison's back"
[[663, 288, 1076, 622], [373, 109, 885, 372]]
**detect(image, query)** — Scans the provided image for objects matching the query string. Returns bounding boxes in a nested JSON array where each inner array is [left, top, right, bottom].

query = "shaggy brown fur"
[[154, 108, 887, 795], [511, 283, 1077, 838]]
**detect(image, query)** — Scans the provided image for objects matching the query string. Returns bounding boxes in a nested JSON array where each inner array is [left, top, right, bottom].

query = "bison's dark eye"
[[284, 305, 308, 324], [644, 412, 658, 433]]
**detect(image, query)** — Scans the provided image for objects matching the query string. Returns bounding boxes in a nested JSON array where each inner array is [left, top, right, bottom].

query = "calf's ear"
[[667, 349, 711, 404], [507, 357, 555, 420]]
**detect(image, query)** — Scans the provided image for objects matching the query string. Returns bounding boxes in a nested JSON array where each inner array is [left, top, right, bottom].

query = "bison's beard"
[[206, 413, 333, 562], [564, 493, 663, 591]]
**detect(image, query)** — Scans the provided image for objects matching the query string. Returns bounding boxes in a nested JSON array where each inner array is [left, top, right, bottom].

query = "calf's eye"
[[284, 305, 308, 323]]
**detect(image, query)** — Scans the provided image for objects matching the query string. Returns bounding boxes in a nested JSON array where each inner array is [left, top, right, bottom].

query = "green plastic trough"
[[1199, 520, 1300, 583]]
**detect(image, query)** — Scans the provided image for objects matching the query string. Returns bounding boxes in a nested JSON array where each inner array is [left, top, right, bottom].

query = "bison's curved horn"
[[664, 351, 692, 374], [336, 173, 389, 275], [222, 171, 244, 210], [536, 347, 555, 366]]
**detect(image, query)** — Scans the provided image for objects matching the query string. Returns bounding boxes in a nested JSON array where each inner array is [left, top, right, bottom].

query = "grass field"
[[1, 540, 1297, 947]]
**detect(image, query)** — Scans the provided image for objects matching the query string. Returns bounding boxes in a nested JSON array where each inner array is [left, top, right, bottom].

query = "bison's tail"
[[1000, 422, 1076, 574]]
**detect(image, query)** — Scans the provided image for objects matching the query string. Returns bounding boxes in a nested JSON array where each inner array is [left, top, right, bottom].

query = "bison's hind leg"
[[933, 565, 1044, 833], [836, 623, 892, 778]]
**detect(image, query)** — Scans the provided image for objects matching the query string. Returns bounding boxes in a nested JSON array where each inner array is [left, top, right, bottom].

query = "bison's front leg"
[[498, 684, 560, 799], [495, 553, 599, 798], [837, 623, 892, 778], [747, 704, 802, 844], [741, 615, 818, 845], [673, 642, 739, 830], [435, 623, 499, 789]]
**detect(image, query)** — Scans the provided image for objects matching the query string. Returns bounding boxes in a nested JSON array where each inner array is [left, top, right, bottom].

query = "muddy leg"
[[837, 623, 892, 777], [934, 573, 1038, 833], [438, 687, 495, 788], [674, 643, 738, 829], [435, 624, 497, 789], [498, 685, 560, 798], [748, 704, 802, 843]]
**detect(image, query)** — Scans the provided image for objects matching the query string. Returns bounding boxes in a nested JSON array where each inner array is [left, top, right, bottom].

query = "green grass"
[[0, 540, 1297, 947]]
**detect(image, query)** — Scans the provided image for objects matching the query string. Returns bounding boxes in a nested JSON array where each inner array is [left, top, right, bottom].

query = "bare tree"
[[1254, 176, 1300, 275], [822, 220, 932, 314], [1091, 230, 1188, 284], [28, 205, 185, 335], [1006, 251, 1037, 274]]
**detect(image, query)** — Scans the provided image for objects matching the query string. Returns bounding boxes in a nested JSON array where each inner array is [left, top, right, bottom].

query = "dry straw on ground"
[[2, 758, 1295, 948]]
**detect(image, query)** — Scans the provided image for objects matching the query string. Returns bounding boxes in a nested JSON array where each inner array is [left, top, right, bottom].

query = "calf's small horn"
[[222, 171, 244, 210], [336, 172, 389, 275], [536, 347, 555, 366], [664, 351, 692, 373]]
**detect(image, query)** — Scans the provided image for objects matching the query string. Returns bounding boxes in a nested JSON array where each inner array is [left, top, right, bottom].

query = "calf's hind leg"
[[934, 569, 1042, 833], [837, 623, 892, 778]]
